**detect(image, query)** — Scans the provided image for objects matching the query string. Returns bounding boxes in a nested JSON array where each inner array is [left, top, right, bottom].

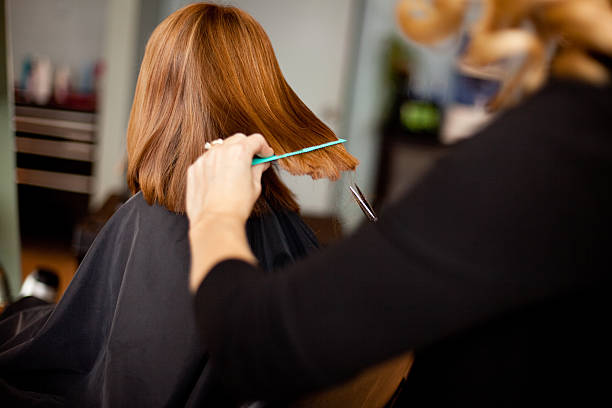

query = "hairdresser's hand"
[[186, 133, 273, 228]]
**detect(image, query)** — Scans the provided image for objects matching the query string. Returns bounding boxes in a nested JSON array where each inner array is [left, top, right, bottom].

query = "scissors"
[[349, 183, 378, 222], [250, 138, 376, 222]]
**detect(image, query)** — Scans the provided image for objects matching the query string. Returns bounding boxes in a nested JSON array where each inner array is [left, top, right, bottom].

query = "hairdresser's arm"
[[188, 97, 595, 402], [187, 133, 272, 292]]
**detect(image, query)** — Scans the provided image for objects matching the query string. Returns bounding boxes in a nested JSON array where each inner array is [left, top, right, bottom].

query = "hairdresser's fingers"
[[187, 146, 263, 222], [224, 133, 273, 159], [245, 133, 274, 159], [251, 162, 270, 194], [222, 133, 247, 145], [217, 133, 273, 166], [186, 132, 274, 226], [186, 155, 210, 224], [251, 161, 271, 178]]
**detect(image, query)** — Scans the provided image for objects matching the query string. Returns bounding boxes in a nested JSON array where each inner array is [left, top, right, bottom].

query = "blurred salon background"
[[0, 0, 496, 307]]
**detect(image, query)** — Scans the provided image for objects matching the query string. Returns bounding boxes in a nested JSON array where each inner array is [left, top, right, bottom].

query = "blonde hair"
[[396, 0, 612, 109], [127, 3, 358, 214]]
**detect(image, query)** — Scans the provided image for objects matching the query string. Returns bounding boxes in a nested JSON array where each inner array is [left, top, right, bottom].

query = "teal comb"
[[252, 139, 347, 165]]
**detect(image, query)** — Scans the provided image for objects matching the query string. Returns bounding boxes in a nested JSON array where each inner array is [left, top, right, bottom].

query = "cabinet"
[[14, 105, 97, 243]]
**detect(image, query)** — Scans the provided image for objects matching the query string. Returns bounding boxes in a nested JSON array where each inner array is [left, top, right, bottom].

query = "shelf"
[[16, 137, 94, 162], [13, 105, 97, 195], [15, 114, 96, 143], [16, 168, 91, 194]]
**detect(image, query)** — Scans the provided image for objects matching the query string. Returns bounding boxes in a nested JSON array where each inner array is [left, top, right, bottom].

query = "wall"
[[0, 0, 20, 296], [90, 0, 140, 208]]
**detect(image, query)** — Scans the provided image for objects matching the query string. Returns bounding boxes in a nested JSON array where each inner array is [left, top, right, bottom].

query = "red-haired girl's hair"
[[127, 2, 358, 214]]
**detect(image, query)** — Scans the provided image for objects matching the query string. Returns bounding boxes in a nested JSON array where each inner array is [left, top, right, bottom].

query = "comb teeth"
[[251, 139, 347, 165]]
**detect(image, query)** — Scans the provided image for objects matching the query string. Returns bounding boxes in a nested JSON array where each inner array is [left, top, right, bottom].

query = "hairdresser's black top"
[[194, 79, 612, 406], [0, 193, 318, 407]]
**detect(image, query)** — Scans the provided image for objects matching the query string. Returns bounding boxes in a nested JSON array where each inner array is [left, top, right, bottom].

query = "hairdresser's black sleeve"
[[194, 80, 612, 402]]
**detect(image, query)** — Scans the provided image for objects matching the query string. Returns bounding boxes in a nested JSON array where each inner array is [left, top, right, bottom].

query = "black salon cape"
[[0, 192, 318, 407]]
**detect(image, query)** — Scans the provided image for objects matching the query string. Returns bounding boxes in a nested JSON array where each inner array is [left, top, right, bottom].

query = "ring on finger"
[[204, 138, 224, 150]]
